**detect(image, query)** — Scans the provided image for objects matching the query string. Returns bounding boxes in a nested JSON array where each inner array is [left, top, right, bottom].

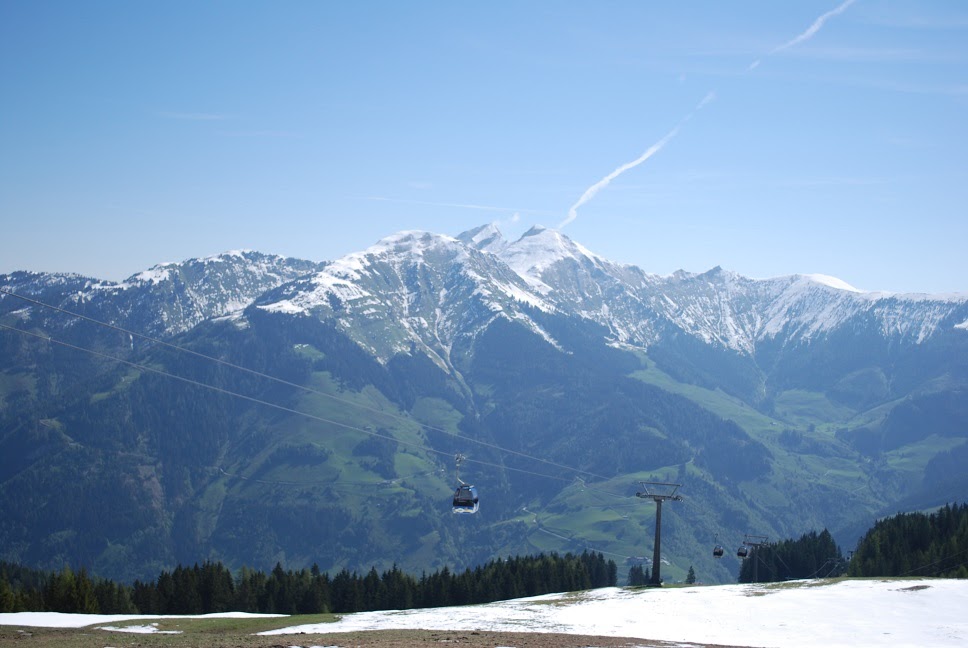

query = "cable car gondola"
[[737, 545, 749, 559], [452, 453, 479, 514], [453, 484, 479, 514], [712, 534, 724, 558]]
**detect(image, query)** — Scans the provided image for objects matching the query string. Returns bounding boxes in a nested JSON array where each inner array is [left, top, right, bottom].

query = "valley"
[[1, 225, 966, 584]]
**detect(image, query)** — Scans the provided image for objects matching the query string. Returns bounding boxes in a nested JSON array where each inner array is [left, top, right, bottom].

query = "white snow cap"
[[803, 273, 862, 293], [457, 223, 505, 253], [500, 225, 602, 277]]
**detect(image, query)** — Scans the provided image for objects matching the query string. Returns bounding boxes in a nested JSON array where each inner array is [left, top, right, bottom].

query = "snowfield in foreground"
[[1, 579, 965, 647], [0, 610, 283, 628], [261, 579, 966, 648]]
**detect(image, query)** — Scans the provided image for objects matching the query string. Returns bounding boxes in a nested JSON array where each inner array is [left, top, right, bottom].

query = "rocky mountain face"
[[0, 250, 324, 340], [1, 226, 966, 584]]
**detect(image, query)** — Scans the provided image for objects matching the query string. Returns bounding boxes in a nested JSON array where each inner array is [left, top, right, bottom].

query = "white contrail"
[[750, 0, 857, 69], [559, 92, 715, 229], [562, 1, 856, 228], [773, 0, 856, 53]]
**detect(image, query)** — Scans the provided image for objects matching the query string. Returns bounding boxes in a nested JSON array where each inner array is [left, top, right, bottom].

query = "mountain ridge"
[[241, 225, 968, 363], [1, 223, 967, 584]]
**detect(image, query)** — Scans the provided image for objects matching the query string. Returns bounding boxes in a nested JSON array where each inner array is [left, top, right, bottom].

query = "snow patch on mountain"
[[255, 230, 557, 366], [457, 223, 507, 255], [2, 252, 322, 339], [803, 273, 862, 292], [123, 265, 176, 286], [8, 224, 964, 363], [500, 225, 602, 279]]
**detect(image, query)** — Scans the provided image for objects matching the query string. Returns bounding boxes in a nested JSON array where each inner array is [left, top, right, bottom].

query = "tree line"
[[738, 529, 847, 583], [848, 502, 968, 578], [735, 503, 968, 583], [4, 504, 965, 614], [0, 550, 617, 614]]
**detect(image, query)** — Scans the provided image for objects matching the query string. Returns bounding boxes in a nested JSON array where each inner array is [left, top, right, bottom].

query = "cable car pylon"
[[739, 534, 769, 582], [635, 481, 682, 587]]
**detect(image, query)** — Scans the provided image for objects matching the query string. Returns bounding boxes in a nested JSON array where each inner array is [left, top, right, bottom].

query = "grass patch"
[[153, 613, 336, 633], [773, 390, 855, 426], [0, 613, 337, 648], [885, 435, 964, 474], [630, 361, 780, 438], [411, 397, 463, 432]]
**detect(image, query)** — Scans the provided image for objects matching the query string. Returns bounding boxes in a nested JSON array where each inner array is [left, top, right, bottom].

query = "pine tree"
[[0, 572, 15, 613], [198, 561, 235, 613], [686, 565, 697, 584], [627, 564, 649, 586], [45, 566, 77, 612], [267, 562, 296, 614], [73, 568, 99, 614], [849, 503, 968, 578]]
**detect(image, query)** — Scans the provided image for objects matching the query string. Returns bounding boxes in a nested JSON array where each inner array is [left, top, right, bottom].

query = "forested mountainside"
[[1, 225, 966, 583]]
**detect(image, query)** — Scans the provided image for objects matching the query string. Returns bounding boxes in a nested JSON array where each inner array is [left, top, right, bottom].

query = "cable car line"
[[216, 465, 444, 488], [899, 546, 968, 578], [531, 515, 635, 561], [216, 465, 447, 496], [8, 316, 830, 580], [4, 297, 807, 578], [219, 439, 446, 488], [0, 287, 614, 484], [0, 322, 610, 490]]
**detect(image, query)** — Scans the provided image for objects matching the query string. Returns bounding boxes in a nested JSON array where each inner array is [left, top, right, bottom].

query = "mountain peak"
[[368, 230, 468, 258], [457, 223, 506, 254], [500, 226, 602, 278]]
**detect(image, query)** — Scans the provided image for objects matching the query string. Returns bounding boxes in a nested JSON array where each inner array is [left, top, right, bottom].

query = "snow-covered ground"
[[261, 579, 967, 648], [0, 610, 282, 628], [2, 579, 966, 647]]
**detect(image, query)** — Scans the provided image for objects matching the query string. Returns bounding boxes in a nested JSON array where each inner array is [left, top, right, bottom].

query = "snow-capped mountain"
[[6, 226, 963, 361], [254, 231, 557, 371], [1, 251, 324, 339], [268, 225, 968, 361], [3, 224, 967, 585], [462, 225, 968, 355], [484, 225, 669, 347]]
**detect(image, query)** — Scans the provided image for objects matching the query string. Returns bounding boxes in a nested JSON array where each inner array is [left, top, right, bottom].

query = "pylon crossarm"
[[635, 481, 683, 501]]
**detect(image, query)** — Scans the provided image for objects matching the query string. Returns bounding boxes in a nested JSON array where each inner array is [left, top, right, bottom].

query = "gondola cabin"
[[737, 545, 749, 559], [452, 484, 479, 514], [713, 545, 724, 558]]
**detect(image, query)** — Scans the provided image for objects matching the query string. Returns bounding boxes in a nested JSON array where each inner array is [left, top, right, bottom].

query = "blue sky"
[[2, 1, 966, 293]]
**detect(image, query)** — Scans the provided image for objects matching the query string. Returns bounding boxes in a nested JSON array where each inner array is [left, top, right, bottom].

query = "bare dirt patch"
[[0, 626, 750, 648]]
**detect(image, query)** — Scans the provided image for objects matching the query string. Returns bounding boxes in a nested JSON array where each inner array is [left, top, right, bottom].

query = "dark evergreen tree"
[[627, 564, 649, 586], [266, 563, 297, 614], [169, 565, 202, 614], [849, 503, 968, 578], [198, 561, 235, 613], [94, 578, 136, 614], [43, 566, 99, 613], [331, 568, 363, 612], [0, 551, 619, 615], [739, 529, 846, 583], [0, 571, 16, 613]]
